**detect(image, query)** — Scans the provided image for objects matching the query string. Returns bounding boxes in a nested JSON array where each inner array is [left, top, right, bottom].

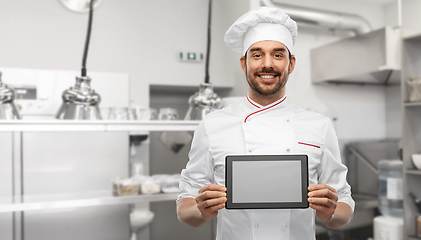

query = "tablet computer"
[[225, 155, 309, 209]]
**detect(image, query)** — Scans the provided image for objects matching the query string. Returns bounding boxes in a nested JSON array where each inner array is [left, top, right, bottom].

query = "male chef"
[[176, 7, 354, 240]]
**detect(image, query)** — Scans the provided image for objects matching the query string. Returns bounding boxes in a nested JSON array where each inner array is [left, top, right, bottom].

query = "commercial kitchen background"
[[1, 0, 420, 240], [0, 0, 407, 138]]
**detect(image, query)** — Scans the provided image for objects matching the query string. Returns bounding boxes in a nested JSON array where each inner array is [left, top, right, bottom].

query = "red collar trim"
[[246, 95, 261, 109], [244, 96, 287, 123]]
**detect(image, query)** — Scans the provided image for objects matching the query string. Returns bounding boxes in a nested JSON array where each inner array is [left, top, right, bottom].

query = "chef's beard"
[[246, 67, 289, 97]]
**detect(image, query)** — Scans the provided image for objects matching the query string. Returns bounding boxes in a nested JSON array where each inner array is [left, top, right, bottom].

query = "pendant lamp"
[[56, 0, 102, 120], [60, 0, 104, 13], [184, 0, 221, 120]]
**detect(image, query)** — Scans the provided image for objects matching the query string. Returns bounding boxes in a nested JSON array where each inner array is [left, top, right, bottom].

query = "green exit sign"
[[179, 52, 204, 62]]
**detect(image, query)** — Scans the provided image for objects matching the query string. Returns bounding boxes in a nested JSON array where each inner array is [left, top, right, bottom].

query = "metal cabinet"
[[149, 131, 215, 240], [0, 132, 14, 240], [22, 131, 130, 240], [401, 32, 421, 240], [0, 121, 199, 240]]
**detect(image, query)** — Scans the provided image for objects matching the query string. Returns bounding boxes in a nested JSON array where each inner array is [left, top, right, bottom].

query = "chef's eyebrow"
[[248, 47, 262, 53], [273, 48, 288, 53], [248, 47, 288, 53]]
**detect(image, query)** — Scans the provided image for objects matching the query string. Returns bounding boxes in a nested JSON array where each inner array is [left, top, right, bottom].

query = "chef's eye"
[[274, 53, 283, 58], [252, 54, 261, 58]]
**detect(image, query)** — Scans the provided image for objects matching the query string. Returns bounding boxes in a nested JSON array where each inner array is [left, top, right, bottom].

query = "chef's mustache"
[[254, 69, 282, 76]]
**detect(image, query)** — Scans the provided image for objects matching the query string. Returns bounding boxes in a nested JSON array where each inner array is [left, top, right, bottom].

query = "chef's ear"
[[288, 55, 296, 74], [240, 55, 247, 75]]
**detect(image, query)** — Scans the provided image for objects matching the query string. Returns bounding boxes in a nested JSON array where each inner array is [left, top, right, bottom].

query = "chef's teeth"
[[260, 75, 275, 79]]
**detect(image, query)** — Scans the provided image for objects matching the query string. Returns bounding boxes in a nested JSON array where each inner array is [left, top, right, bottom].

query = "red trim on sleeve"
[[246, 96, 260, 109], [298, 142, 320, 149], [244, 96, 286, 123]]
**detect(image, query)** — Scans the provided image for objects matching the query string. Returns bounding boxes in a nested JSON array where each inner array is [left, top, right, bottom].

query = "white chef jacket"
[[178, 95, 355, 240]]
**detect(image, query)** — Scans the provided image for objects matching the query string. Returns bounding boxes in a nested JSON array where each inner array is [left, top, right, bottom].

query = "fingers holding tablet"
[[196, 184, 227, 219], [308, 184, 338, 220]]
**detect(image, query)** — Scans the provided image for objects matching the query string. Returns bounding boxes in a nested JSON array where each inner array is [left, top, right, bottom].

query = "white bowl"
[[130, 210, 154, 230], [412, 154, 421, 170]]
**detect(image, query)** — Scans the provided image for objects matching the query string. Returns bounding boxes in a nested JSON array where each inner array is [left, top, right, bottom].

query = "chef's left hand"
[[307, 184, 338, 220]]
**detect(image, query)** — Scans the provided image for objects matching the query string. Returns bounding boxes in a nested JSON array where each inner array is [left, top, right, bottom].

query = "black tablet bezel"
[[225, 155, 309, 209]]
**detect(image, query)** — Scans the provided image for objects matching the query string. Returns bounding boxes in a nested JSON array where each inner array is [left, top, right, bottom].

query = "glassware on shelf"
[[109, 107, 129, 120], [100, 107, 110, 120], [137, 108, 158, 120], [158, 108, 178, 120], [128, 108, 137, 120], [407, 77, 421, 102], [150, 108, 158, 120]]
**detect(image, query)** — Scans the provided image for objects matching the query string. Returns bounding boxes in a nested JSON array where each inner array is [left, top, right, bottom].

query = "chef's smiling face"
[[241, 40, 295, 103]]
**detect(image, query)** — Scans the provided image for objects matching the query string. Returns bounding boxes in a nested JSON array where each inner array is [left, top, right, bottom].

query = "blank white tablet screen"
[[232, 160, 302, 203]]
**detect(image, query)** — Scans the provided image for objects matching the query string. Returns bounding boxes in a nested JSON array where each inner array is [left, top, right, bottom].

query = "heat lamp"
[[184, 0, 221, 120], [56, 0, 102, 120], [0, 71, 21, 120]]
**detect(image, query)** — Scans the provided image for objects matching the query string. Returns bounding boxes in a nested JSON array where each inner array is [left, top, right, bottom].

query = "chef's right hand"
[[195, 184, 227, 219]]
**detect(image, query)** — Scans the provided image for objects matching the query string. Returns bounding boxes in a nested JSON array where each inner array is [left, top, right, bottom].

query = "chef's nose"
[[262, 56, 273, 69]]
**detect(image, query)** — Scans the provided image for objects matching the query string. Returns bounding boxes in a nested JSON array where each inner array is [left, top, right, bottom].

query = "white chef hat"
[[224, 7, 297, 55]]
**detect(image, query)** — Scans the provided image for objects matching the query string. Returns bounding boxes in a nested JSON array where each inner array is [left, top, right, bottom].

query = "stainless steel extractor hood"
[[311, 26, 401, 85], [261, 0, 372, 35]]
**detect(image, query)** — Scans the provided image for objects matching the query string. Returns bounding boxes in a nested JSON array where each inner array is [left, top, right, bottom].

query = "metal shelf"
[[408, 236, 421, 240], [406, 169, 421, 176], [0, 191, 178, 212], [0, 120, 200, 132], [403, 31, 421, 41], [404, 102, 421, 108]]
